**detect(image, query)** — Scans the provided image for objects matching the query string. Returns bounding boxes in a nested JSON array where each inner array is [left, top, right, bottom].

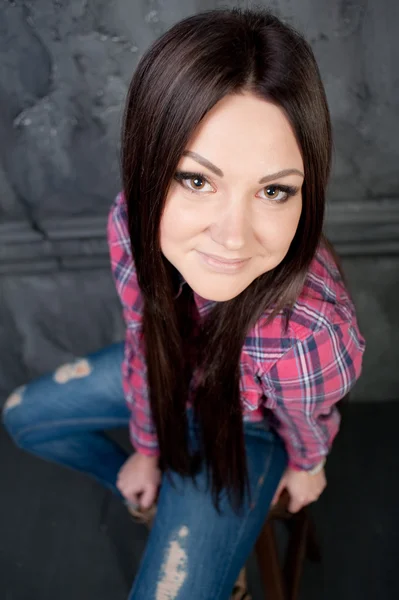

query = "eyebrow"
[[182, 150, 304, 183]]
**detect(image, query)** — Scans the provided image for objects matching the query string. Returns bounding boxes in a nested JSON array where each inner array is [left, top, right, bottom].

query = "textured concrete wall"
[[1, 0, 398, 223], [0, 0, 398, 402]]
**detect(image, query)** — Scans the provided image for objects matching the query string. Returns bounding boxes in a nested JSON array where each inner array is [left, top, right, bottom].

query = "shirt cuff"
[[133, 444, 160, 458]]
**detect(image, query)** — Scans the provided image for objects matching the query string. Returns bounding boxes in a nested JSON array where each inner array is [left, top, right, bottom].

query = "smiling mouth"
[[196, 250, 250, 273], [197, 251, 250, 264]]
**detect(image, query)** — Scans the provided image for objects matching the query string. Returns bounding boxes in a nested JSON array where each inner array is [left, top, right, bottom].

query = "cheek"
[[160, 194, 207, 247], [257, 202, 302, 253]]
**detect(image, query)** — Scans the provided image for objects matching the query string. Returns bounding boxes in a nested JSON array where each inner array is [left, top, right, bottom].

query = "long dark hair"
[[121, 7, 333, 510]]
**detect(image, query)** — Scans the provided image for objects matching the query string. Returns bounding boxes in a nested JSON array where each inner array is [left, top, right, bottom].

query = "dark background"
[[1, 1, 398, 599]]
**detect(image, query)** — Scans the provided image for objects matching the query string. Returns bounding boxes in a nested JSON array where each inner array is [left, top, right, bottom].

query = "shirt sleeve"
[[107, 192, 159, 457], [260, 320, 365, 471]]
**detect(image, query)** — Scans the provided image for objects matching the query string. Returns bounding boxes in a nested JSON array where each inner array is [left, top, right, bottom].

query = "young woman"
[[3, 7, 365, 600]]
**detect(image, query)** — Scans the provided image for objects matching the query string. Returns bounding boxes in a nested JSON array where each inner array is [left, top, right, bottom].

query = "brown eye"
[[174, 171, 214, 193], [258, 184, 298, 204], [190, 176, 206, 189], [265, 185, 280, 199]]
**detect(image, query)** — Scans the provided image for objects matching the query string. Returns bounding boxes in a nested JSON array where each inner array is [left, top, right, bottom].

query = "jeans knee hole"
[[4, 385, 26, 411], [53, 359, 92, 384], [156, 528, 189, 599]]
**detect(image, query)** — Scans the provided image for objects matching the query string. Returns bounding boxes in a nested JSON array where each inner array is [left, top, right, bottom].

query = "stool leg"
[[255, 519, 286, 600], [282, 510, 309, 600], [305, 514, 322, 562]]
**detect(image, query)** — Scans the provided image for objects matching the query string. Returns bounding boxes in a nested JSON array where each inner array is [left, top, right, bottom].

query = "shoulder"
[[244, 245, 365, 372], [289, 244, 357, 337]]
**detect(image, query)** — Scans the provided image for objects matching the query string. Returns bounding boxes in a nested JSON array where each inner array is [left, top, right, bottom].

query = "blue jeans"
[[2, 341, 288, 599]]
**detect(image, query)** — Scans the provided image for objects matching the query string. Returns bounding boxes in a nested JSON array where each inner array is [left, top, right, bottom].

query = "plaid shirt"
[[108, 191, 366, 471]]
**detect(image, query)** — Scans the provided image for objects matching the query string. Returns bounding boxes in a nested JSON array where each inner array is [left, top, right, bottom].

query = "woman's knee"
[[2, 344, 126, 446], [1, 358, 92, 439], [1, 364, 88, 449], [1, 357, 92, 442]]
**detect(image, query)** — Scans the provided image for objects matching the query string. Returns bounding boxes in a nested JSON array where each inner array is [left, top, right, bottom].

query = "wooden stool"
[[252, 489, 321, 600]]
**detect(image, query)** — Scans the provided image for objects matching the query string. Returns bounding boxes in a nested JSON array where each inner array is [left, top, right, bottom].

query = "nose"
[[209, 197, 250, 251]]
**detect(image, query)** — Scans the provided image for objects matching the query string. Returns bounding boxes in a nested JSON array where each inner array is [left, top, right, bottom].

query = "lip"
[[196, 250, 250, 273]]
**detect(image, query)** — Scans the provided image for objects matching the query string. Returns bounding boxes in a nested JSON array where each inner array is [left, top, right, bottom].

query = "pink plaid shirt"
[[107, 191, 365, 471]]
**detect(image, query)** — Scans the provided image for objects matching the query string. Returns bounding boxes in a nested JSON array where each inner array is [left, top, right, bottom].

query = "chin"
[[190, 282, 248, 303]]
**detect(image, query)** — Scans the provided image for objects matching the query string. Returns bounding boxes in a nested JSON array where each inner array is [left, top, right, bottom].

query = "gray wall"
[[1, 0, 398, 402]]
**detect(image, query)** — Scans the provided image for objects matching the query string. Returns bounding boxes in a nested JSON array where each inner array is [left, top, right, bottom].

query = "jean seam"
[[212, 441, 276, 600], [13, 416, 129, 445]]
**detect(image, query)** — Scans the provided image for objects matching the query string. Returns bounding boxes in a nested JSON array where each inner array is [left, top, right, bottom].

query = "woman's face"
[[160, 91, 304, 302]]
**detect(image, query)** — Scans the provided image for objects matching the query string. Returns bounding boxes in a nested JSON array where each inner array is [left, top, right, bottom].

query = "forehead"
[[184, 92, 304, 175]]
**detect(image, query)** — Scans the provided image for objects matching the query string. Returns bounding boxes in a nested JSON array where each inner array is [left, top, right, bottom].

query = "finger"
[[117, 479, 141, 504], [116, 478, 125, 495], [116, 475, 131, 495], [270, 490, 280, 507], [127, 490, 143, 506], [116, 462, 129, 480], [140, 485, 157, 510], [271, 480, 285, 506], [288, 498, 303, 513], [116, 471, 128, 490]]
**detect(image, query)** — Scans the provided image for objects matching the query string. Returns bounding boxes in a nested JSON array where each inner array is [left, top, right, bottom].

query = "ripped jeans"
[[2, 341, 288, 600]]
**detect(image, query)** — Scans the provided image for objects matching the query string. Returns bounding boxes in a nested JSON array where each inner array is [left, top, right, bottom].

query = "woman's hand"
[[271, 465, 327, 513], [116, 452, 161, 510]]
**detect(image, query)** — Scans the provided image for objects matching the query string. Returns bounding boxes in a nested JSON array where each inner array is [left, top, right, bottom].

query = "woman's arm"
[[260, 319, 365, 512], [260, 319, 365, 472]]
